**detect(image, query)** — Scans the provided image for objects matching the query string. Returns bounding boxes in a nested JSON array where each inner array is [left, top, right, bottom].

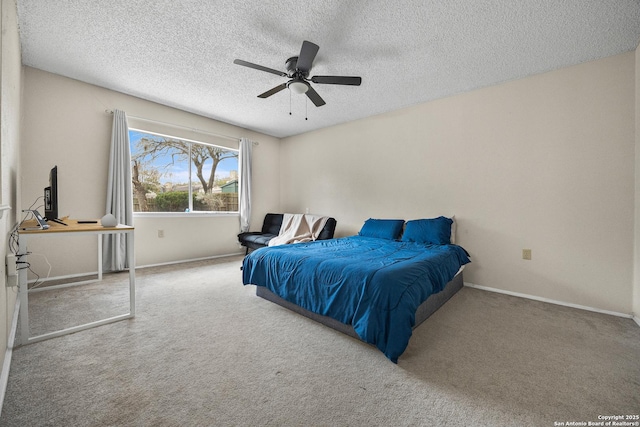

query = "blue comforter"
[[242, 236, 470, 362]]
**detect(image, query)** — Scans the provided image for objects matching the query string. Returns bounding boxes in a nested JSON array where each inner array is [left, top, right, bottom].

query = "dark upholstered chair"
[[238, 213, 337, 254]]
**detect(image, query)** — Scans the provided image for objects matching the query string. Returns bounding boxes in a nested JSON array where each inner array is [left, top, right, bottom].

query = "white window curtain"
[[238, 137, 253, 232], [103, 109, 133, 271]]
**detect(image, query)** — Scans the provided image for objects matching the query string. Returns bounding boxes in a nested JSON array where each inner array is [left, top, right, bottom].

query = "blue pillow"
[[401, 217, 453, 245], [358, 218, 405, 240]]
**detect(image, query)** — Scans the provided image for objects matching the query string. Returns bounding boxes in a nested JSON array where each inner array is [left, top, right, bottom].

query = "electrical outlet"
[[6, 254, 16, 276], [6, 254, 17, 287], [6, 275, 17, 287], [158, 230, 164, 238], [522, 249, 532, 260]]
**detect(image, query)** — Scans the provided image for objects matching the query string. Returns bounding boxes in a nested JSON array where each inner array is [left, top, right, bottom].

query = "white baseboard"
[[28, 252, 245, 284], [463, 282, 633, 319], [634, 316, 640, 328], [135, 252, 244, 270], [0, 297, 20, 415]]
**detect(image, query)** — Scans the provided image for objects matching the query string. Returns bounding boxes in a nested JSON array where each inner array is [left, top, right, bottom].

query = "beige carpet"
[[1, 255, 639, 426]]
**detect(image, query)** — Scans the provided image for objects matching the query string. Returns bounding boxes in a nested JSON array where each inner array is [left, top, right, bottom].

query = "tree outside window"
[[129, 130, 239, 213]]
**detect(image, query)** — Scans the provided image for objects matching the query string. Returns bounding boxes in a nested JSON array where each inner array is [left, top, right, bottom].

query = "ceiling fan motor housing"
[[286, 56, 307, 77]]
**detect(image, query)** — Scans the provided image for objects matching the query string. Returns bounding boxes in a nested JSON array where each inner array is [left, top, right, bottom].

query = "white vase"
[[101, 213, 118, 227]]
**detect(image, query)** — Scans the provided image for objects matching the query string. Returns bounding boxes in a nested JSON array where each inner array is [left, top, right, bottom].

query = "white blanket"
[[268, 213, 329, 247]]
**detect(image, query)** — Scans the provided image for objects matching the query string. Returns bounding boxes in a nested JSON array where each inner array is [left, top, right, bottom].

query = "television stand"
[[16, 219, 135, 345]]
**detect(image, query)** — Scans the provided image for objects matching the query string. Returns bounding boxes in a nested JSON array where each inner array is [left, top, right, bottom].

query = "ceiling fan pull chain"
[[289, 90, 292, 116], [305, 97, 308, 120]]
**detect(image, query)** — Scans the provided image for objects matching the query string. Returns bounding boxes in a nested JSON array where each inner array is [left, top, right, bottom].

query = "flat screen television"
[[44, 165, 58, 221]]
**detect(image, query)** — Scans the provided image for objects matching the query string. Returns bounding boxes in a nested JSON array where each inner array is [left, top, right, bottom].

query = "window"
[[129, 129, 239, 213]]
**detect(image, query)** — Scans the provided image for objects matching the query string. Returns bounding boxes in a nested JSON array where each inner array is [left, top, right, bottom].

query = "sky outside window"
[[129, 130, 238, 185]]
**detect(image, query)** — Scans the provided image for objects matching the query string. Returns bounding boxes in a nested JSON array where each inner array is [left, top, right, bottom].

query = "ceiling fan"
[[233, 40, 362, 107]]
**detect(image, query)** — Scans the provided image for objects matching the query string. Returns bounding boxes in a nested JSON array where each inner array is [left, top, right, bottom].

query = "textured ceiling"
[[16, 0, 640, 138]]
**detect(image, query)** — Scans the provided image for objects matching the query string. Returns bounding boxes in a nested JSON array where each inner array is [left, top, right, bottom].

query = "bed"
[[242, 217, 471, 362]]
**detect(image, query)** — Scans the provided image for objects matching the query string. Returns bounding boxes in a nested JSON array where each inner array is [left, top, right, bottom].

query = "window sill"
[[134, 212, 239, 218]]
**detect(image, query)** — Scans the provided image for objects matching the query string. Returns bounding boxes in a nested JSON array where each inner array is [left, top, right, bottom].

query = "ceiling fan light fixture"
[[288, 80, 309, 94]]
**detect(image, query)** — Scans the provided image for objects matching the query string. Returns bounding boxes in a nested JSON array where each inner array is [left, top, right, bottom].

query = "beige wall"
[[0, 0, 22, 388], [20, 67, 280, 275], [634, 44, 640, 322], [11, 15, 640, 323], [281, 52, 636, 314]]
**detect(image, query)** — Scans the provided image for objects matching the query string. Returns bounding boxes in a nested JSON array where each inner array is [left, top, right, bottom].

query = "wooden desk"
[[17, 219, 135, 345]]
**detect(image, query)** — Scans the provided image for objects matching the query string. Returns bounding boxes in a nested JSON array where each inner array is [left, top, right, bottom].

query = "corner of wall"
[[634, 42, 640, 322], [0, 0, 23, 410]]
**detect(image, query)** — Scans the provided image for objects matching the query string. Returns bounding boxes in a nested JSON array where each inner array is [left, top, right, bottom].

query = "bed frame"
[[255, 271, 464, 341]]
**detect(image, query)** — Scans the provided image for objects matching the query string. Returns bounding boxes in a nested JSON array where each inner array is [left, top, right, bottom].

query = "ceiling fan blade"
[[296, 41, 319, 73], [311, 75, 362, 86], [233, 59, 287, 77], [258, 83, 288, 98], [305, 85, 326, 107]]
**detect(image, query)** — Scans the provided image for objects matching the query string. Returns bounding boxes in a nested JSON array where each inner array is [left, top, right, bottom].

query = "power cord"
[[8, 196, 51, 288], [22, 252, 52, 290], [9, 196, 45, 255]]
